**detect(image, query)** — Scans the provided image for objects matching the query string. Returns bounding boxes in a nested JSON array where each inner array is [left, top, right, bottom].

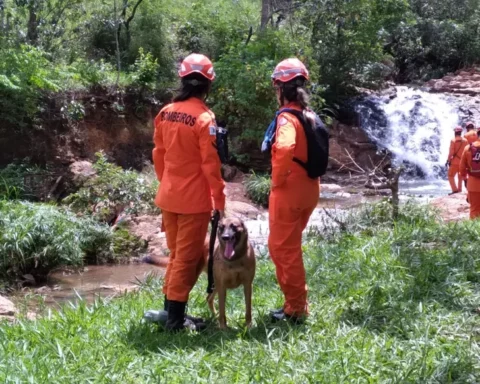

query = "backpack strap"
[[277, 108, 310, 172]]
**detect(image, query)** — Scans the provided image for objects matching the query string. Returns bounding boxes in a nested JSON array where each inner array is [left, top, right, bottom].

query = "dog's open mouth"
[[224, 238, 235, 260]]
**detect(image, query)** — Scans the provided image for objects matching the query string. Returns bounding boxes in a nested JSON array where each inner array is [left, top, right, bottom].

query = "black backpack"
[[215, 125, 229, 164], [279, 108, 330, 178]]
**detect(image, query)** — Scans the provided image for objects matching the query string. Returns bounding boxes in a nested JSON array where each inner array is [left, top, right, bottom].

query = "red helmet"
[[454, 126, 463, 133], [271, 58, 309, 83], [178, 53, 215, 81], [466, 121, 475, 129]]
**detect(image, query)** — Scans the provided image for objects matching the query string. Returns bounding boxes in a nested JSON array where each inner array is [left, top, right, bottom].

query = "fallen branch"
[[323, 208, 347, 231]]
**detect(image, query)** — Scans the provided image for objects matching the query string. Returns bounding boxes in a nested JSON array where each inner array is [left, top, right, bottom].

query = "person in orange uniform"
[[446, 126, 468, 195], [464, 121, 477, 144], [152, 53, 225, 332], [460, 128, 480, 219], [265, 58, 320, 324]]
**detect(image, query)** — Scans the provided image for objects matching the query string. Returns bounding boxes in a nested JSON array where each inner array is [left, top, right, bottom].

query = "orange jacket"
[[465, 130, 477, 145], [152, 97, 225, 214], [448, 136, 468, 165], [460, 140, 480, 192], [271, 102, 320, 188]]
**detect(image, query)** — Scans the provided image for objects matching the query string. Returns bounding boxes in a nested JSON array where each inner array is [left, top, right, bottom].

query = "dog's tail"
[[142, 255, 169, 268]]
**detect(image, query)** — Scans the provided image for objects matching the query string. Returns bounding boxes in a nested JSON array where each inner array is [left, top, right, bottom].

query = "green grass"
[[1, 203, 480, 383]]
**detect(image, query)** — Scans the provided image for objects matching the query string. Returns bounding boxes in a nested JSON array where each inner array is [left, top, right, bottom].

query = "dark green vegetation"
[[2, 0, 480, 158], [244, 172, 271, 207], [64, 152, 159, 221], [1, 202, 479, 382], [0, 154, 153, 282]]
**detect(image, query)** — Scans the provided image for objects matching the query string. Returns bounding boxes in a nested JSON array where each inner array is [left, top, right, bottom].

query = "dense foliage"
[[0, 201, 107, 279], [1, 202, 479, 381], [64, 152, 159, 222], [0, 199, 148, 280], [2, 0, 479, 157]]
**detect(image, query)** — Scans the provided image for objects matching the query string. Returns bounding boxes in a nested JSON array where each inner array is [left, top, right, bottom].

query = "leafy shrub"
[[244, 172, 271, 207], [0, 201, 112, 279], [64, 152, 159, 222], [0, 160, 50, 201], [130, 48, 160, 89], [112, 227, 148, 260]]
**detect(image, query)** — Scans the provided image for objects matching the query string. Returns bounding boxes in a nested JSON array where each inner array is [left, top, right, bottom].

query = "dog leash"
[[207, 210, 220, 294]]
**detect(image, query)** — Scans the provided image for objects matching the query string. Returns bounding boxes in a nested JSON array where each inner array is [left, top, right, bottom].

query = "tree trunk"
[[27, 1, 39, 45], [114, 0, 122, 87], [0, 0, 4, 33], [260, 0, 271, 30], [391, 184, 399, 220]]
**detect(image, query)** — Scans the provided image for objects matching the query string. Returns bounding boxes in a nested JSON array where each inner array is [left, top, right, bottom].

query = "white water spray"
[[356, 86, 460, 179]]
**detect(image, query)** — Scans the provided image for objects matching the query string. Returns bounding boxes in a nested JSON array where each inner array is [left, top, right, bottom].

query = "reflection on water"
[[400, 179, 451, 197], [20, 263, 164, 309]]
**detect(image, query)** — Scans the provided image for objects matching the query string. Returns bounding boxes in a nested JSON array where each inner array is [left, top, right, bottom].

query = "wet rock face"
[[424, 68, 480, 127], [328, 121, 389, 172]]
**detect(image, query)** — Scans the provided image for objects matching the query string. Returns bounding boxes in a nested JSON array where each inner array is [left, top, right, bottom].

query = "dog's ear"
[[239, 218, 247, 233]]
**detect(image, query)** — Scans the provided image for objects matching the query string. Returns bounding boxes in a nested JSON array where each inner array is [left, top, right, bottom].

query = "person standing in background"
[[447, 126, 468, 195], [460, 127, 480, 219], [464, 122, 477, 145]]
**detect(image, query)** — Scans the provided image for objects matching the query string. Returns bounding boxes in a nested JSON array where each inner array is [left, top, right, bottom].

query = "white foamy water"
[[356, 86, 460, 179]]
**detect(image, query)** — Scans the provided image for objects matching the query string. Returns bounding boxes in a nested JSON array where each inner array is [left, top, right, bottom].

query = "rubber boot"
[[269, 307, 284, 316], [270, 308, 304, 325], [166, 300, 207, 332], [165, 295, 204, 324]]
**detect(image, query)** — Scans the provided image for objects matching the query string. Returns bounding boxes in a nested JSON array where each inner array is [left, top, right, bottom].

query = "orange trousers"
[[161, 211, 210, 302], [448, 164, 463, 193], [268, 177, 319, 317], [468, 192, 480, 219]]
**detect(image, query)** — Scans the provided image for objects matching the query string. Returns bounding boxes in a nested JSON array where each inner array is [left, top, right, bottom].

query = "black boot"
[[165, 296, 204, 324], [166, 300, 207, 332], [269, 307, 284, 316], [270, 308, 304, 325]]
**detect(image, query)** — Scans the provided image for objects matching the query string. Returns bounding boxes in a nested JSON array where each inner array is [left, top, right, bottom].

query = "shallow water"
[[14, 179, 449, 311], [400, 179, 451, 197], [15, 263, 163, 310]]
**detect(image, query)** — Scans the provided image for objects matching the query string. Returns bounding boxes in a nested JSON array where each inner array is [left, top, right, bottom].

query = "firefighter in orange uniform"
[[152, 53, 225, 332], [464, 121, 477, 144], [460, 128, 480, 219], [266, 58, 319, 324], [447, 126, 468, 195]]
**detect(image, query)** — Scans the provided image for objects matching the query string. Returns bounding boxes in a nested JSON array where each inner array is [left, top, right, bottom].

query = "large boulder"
[[0, 296, 16, 321], [69, 160, 96, 187]]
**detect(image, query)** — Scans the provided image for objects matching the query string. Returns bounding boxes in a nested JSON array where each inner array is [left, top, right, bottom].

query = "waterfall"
[[355, 86, 461, 179]]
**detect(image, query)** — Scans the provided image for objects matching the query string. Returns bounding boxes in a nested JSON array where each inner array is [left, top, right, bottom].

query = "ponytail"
[[173, 73, 211, 103], [280, 78, 310, 109]]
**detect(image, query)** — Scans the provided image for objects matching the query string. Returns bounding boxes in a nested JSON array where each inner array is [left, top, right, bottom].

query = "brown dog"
[[143, 216, 256, 329], [204, 216, 256, 329]]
